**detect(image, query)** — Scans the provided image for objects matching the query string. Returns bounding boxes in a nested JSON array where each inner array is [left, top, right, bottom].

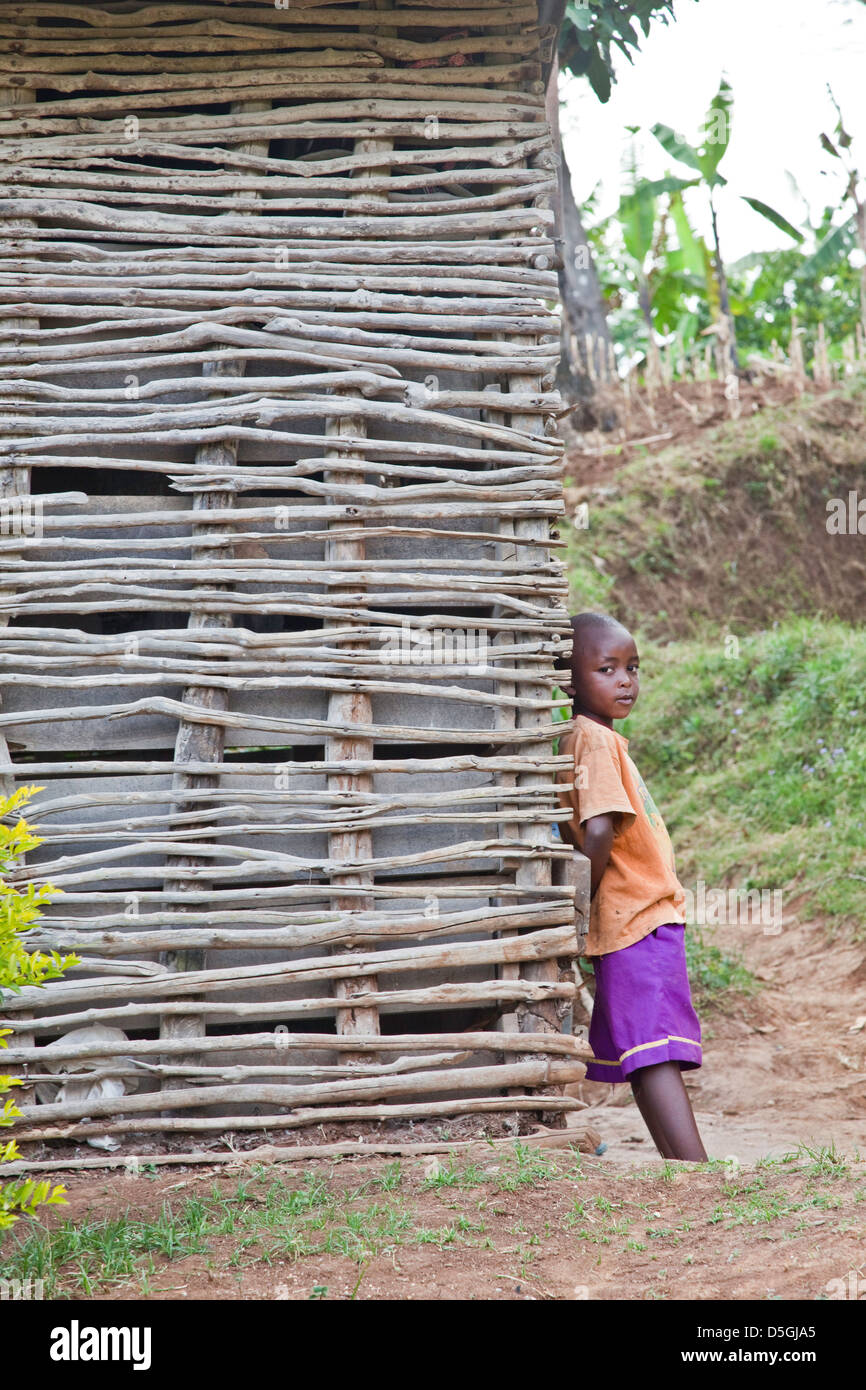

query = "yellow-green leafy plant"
[[1, 785, 79, 1232]]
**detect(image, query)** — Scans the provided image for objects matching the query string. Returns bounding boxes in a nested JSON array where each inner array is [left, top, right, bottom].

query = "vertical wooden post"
[[324, 25, 394, 1045], [324, 406, 378, 1043], [487, 38, 571, 1120], [703, 343, 713, 404], [514, 173, 576, 1119], [482, 28, 531, 1046], [160, 102, 270, 1085], [790, 315, 807, 396], [815, 321, 831, 390]]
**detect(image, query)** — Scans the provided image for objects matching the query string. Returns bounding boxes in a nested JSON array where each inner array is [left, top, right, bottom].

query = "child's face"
[[563, 627, 641, 725]]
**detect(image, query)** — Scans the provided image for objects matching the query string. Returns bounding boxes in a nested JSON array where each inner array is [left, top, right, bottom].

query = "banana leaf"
[[797, 214, 857, 279], [651, 122, 703, 173], [699, 77, 733, 183], [742, 197, 804, 243], [670, 189, 707, 278]]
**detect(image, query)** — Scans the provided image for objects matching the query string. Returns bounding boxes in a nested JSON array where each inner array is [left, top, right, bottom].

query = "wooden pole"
[[324, 1, 396, 1049], [159, 101, 271, 1089]]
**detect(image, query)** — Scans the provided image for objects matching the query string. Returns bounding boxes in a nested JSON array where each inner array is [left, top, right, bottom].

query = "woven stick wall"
[[0, 0, 590, 1158]]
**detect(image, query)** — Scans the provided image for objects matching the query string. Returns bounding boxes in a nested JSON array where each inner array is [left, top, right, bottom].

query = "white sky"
[[559, 0, 866, 261]]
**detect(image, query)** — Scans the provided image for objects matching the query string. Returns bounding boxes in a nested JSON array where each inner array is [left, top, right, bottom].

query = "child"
[[555, 611, 707, 1161]]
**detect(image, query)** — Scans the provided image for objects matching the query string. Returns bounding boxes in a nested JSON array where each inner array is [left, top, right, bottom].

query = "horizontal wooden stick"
[[0, 6, 538, 42], [0, 228, 555, 263], [15, 1049, 476, 1089], [1, 1125, 601, 1178], [0, 56, 538, 91], [0, 578, 567, 606], [6, 924, 577, 1013], [0, 31, 537, 68], [1, 185, 549, 222], [5, 290, 556, 327], [2, 2, 527, 23], [0, 698, 564, 746], [32, 803, 561, 834], [30, 905, 574, 957], [0, 69, 543, 117], [4, 328, 557, 372], [0, 586, 559, 617], [38, 884, 567, 910], [0, 136, 554, 185], [25, 784, 563, 815], [15, 1058, 584, 1126], [0, 597, 560, 622], [30, 900, 572, 940], [14, 852, 570, 895], [0, 192, 551, 235], [0, 340, 557, 381], [4, 978, 574, 1036], [0, 659, 559, 686], [3, 377, 560, 413], [13, 1095, 580, 1144], [9, 752, 572, 776], [30, 810, 562, 848], [1, 105, 545, 144], [0, 556, 566, 581], [1, 169, 552, 207], [3, 1029, 587, 1069], [0, 671, 564, 709], [3, 623, 566, 647], [1, 1, 515, 23], [0, 225, 556, 261], [27, 790, 563, 819], [0, 526, 567, 555]]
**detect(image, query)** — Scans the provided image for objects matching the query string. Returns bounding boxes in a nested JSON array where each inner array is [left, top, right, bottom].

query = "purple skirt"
[[584, 922, 702, 1084]]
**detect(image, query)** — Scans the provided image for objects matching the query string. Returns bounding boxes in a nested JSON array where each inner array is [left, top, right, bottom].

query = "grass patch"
[[611, 618, 866, 939], [0, 1144, 584, 1299], [3, 1147, 864, 1299], [685, 927, 759, 1011]]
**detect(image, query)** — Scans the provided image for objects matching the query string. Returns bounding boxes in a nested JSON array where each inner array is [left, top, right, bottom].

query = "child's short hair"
[[554, 612, 625, 676]]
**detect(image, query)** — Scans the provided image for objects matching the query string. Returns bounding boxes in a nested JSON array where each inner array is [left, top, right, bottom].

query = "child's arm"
[[557, 813, 579, 850], [582, 812, 614, 899]]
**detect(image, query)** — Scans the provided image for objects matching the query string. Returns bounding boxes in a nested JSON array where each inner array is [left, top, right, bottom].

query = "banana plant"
[[651, 79, 803, 371], [614, 163, 713, 368], [798, 90, 865, 333], [668, 188, 719, 322], [554, 2, 684, 411], [618, 159, 662, 335]]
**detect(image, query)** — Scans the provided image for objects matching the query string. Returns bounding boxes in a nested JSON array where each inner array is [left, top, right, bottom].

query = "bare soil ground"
[[561, 379, 866, 641], [562, 376, 809, 488], [21, 915, 865, 1302]]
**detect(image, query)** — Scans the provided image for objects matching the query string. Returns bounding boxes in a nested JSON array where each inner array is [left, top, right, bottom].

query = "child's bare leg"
[[627, 1070, 672, 1155], [630, 1061, 707, 1161]]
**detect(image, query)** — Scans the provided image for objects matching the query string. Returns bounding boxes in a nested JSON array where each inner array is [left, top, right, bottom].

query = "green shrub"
[[1, 785, 78, 1234]]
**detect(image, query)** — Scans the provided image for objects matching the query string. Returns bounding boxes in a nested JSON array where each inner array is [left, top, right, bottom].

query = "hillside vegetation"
[[563, 384, 866, 945], [564, 382, 866, 641]]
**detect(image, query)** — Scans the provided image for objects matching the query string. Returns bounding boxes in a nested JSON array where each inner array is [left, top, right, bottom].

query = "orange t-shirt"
[[556, 715, 686, 957]]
